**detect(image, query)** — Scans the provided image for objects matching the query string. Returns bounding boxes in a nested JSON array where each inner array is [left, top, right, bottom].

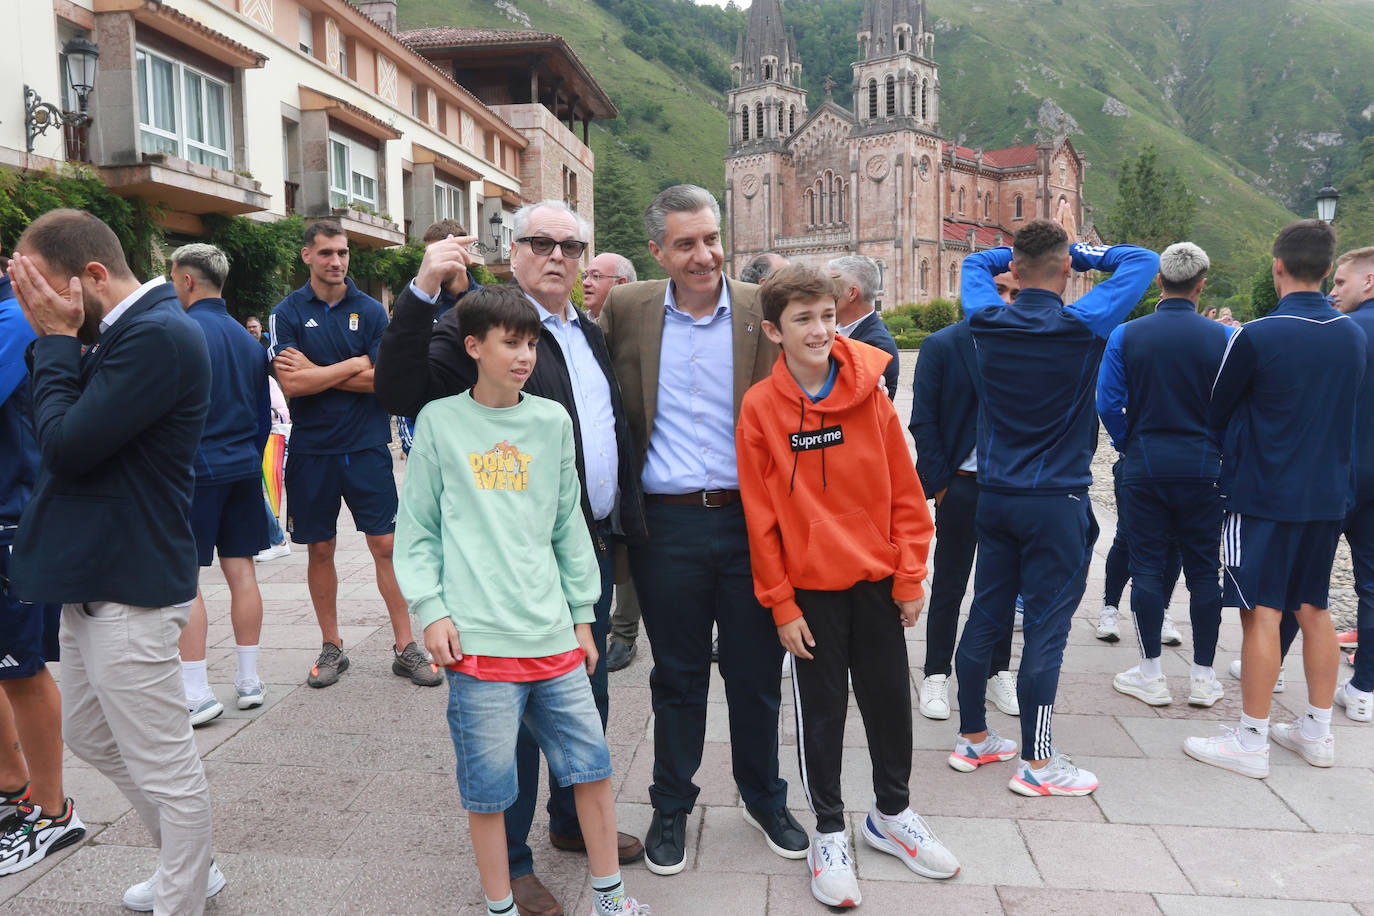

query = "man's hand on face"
[[9, 254, 84, 338], [415, 235, 478, 299]]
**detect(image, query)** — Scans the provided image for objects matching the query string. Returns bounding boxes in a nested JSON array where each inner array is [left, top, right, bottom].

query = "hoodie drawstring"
[[789, 394, 830, 495]]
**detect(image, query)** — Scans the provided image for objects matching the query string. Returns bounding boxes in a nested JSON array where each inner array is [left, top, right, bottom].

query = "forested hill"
[[397, 0, 1374, 289]]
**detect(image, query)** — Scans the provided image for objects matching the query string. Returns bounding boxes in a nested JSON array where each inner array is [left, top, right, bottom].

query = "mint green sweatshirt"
[[394, 391, 600, 658]]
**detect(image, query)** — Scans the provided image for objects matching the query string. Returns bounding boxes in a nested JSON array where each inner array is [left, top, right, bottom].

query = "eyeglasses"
[[517, 236, 587, 258], [584, 270, 622, 282]]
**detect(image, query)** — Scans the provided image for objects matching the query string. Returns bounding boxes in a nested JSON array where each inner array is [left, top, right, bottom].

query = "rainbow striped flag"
[[262, 427, 288, 518]]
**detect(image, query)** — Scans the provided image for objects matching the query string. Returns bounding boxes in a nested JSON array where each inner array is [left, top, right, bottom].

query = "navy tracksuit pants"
[[1119, 481, 1224, 666], [1104, 460, 1182, 609], [956, 491, 1098, 761]]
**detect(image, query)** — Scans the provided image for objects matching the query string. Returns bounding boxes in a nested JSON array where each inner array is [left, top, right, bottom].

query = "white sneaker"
[[918, 674, 951, 720], [1182, 726, 1270, 779], [1160, 612, 1183, 646], [1228, 659, 1285, 693], [1008, 753, 1099, 797], [1112, 667, 1172, 706], [122, 859, 227, 911], [948, 729, 1018, 772], [860, 806, 960, 879], [1270, 721, 1335, 768], [988, 671, 1020, 716], [187, 695, 224, 727], [1335, 680, 1373, 723], [235, 680, 265, 710], [807, 831, 859, 907], [1187, 676, 1225, 707], [1096, 605, 1121, 642], [254, 541, 290, 563]]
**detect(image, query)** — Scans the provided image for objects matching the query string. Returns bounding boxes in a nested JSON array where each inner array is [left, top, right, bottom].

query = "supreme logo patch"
[[790, 424, 844, 452]]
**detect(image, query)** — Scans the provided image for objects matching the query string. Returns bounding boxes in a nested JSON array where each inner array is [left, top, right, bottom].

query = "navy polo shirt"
[[268, 278, 390, 455], [187, 298, 271, 482]]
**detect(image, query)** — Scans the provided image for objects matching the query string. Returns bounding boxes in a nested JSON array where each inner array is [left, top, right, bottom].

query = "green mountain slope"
[[397, 0, 1374, 283]]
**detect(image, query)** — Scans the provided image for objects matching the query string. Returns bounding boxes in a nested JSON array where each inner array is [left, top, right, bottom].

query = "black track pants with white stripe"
[[790, 579, 912, 834]]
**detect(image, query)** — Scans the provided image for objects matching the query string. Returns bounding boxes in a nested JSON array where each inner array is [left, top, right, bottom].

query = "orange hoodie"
[[737, 334, 933, 626]]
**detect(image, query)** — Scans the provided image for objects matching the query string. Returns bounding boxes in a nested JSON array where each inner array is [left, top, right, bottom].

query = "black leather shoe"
[[605, 639, 636, 672], [643, 809, 688, 875], [743, 804, 808, 859]]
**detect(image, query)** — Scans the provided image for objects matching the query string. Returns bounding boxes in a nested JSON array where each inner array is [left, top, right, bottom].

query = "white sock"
[[1191, 664, 1215, 681], [235, 644, 260, 687], [1302, 703, 1332, 740], [1139, 656, 1163, 679], [1349, 681, 1374, 701], [181, 659, 211, 704], [1237, 713, 1268, 750]]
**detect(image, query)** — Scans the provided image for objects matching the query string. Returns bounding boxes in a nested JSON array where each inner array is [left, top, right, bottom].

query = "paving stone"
[[694, 804, 813, 875], [902, 750, 1106, 823], [1116, 716, 1374, 769], [764, 872, 1003, 914], [1019, 821, 1192, 893], [1155, 825, 1374, 904], [1263, 765, 1374, 833], [998, 887, 1163, 915], [849, 811, 1041, 888], [204, 726, 365, 768], [1154, 895, 1360, 916], [619, 741, 740, 808], [1089, 757, 1306, 829]]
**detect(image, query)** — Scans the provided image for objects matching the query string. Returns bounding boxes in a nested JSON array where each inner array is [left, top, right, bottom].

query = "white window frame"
[[136, 46, 233, 171], [328, 132, 378, 210], [298, 9, 314, 55], [433, 177, 465, 222]]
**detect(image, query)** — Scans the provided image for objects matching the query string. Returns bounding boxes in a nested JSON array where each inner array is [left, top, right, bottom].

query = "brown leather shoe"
[[511, 873, 563, 916], [548, 830, 645, 865]]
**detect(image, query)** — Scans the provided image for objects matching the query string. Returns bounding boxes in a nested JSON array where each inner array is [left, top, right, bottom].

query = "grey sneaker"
[[393, 641, 442, 687], [307, 642, 349, 688]]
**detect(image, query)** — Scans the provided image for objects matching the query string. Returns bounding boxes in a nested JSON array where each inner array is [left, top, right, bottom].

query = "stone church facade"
[[724, 0, 1097, 306]]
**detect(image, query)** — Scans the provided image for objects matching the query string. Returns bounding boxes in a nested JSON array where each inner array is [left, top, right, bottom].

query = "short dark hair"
[[15, 209, 133, 281], [1011, 219, 1071, 271], [740, 252, 782, 285], [759, 264, 840, 325], [304, 219, 347, 249], [458, 285, 541, 343], [422, 218, 467, 243], [1273, 220, 1336, 283]]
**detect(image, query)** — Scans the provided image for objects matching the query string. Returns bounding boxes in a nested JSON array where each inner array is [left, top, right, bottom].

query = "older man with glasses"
[[374, 200, 646, 916]]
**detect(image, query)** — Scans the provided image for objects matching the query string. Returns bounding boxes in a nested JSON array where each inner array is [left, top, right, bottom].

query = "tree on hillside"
[[1332, 136, 1374, 254], [594, 143, 662, 280], [1103, 145, 1198, 252]]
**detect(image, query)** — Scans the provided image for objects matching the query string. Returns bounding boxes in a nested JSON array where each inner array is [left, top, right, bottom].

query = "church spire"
[[735, 0, 796, 88]]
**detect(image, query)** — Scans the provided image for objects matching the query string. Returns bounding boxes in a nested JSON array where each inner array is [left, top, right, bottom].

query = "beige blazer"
[[599, 277, 778, 475]]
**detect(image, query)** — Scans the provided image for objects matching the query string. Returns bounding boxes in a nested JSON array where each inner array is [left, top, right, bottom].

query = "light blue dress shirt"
[[529, 296, 619, 522], [641, 282, 738, 494]]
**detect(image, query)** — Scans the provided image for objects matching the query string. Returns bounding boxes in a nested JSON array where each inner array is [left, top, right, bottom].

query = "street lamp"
[[24, 35, 100, 153], [1316, 184, 1340, 224], [471, 210, 507, 258]]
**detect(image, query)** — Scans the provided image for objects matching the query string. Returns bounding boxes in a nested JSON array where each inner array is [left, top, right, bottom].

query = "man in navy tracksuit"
[[1321, 246, 1374, 723], [1185, 220, 1366, 778], [169, 244, 272, 724], [949, 219, 1157, 797], [1095, 242, 1231, 709]]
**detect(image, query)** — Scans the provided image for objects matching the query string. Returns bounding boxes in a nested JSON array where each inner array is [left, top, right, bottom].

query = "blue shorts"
[[284, 445, 398, 544], [0, 546, 60, 679], [445, 666, 612, 813], [190, 476, 270, 566], [1222, 513, 1343, 612]]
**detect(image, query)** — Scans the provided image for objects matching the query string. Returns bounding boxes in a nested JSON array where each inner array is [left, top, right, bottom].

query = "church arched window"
[[789, 105, 796, 133], [741, 105, 750, 141], [983, 194, 990, 219], [836, 178, 845, 223], [919, 259, 929, 292], [859, 36, 868, 60], [868, 79, 878, 119], [824, 170, 834, 224], [807, 189, 815, 226], [897, 32, 906, 52], [764, 63, 773, 81], [948, 263, 959, 295], [1014, 194, 1023, 219], [777, 105, 784, 135], [921, 80, 929, 120], [885, 76, 896, 117], [958, 187, 965, 213], [756, 103, 764, 137]]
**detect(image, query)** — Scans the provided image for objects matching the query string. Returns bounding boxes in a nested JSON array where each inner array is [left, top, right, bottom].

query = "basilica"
[[724, 0, 1098, 306]]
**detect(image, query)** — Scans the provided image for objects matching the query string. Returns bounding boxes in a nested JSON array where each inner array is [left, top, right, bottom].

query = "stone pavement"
[[3, 350, 1372, 915]]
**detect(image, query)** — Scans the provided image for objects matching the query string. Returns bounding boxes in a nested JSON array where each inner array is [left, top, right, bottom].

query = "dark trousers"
[[630, 501, 787, 816], [1105, 465, 1182, 607], [923, 475, 1012, 677], [791, 579, 911, 833], [1346, 501, 1374, 692], [1120, 482, 1223, 666], [506, 527, 613, 877], [956, 492, 1098, 761]]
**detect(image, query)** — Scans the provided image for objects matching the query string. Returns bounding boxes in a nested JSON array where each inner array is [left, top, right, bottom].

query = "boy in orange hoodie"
[[737, 265, 959, 909]]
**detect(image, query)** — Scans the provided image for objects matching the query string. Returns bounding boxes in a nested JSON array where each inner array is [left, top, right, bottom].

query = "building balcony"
[[314, 205, 405, 248], [99, 152, 270, 216]]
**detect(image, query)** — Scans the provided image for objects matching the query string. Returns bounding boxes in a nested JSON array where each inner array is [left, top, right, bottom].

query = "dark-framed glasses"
[[517, 236, 587, 258]]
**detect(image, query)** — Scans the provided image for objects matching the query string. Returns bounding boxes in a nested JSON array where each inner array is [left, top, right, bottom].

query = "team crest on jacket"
[[348, 312, 359, 331], [790, 424, 844, 452], [469, 440, 533, 491]]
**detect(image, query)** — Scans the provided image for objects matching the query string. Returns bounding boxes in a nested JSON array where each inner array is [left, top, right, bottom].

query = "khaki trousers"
[[60, 601, 212, 916]]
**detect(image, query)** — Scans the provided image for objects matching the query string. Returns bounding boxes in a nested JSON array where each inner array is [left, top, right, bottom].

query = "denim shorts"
[[445, 665, 612, 813]]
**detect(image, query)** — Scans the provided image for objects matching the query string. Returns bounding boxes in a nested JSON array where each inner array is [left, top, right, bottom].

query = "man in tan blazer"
[[599, 185, 806, 875]]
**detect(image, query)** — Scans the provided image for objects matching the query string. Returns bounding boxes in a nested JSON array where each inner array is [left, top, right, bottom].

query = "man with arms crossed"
[[599, 185, 806, 873], [269, 221, 440, 689], [1186, 221, 1366, 775], [8, 209, 219, 912]]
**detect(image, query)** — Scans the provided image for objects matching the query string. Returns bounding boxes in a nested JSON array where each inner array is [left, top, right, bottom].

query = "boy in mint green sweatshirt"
[[394, 286, 645, 916]]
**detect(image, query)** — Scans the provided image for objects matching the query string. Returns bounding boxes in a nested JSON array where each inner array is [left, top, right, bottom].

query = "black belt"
[[645, 489, 741, 508], [954, 469, 977, 478]]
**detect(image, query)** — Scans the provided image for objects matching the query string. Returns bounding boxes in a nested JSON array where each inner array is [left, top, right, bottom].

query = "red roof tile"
[[942, 142, 1040, 169], [397, 27, 560, 47], [942, 219, 1011, 248]]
